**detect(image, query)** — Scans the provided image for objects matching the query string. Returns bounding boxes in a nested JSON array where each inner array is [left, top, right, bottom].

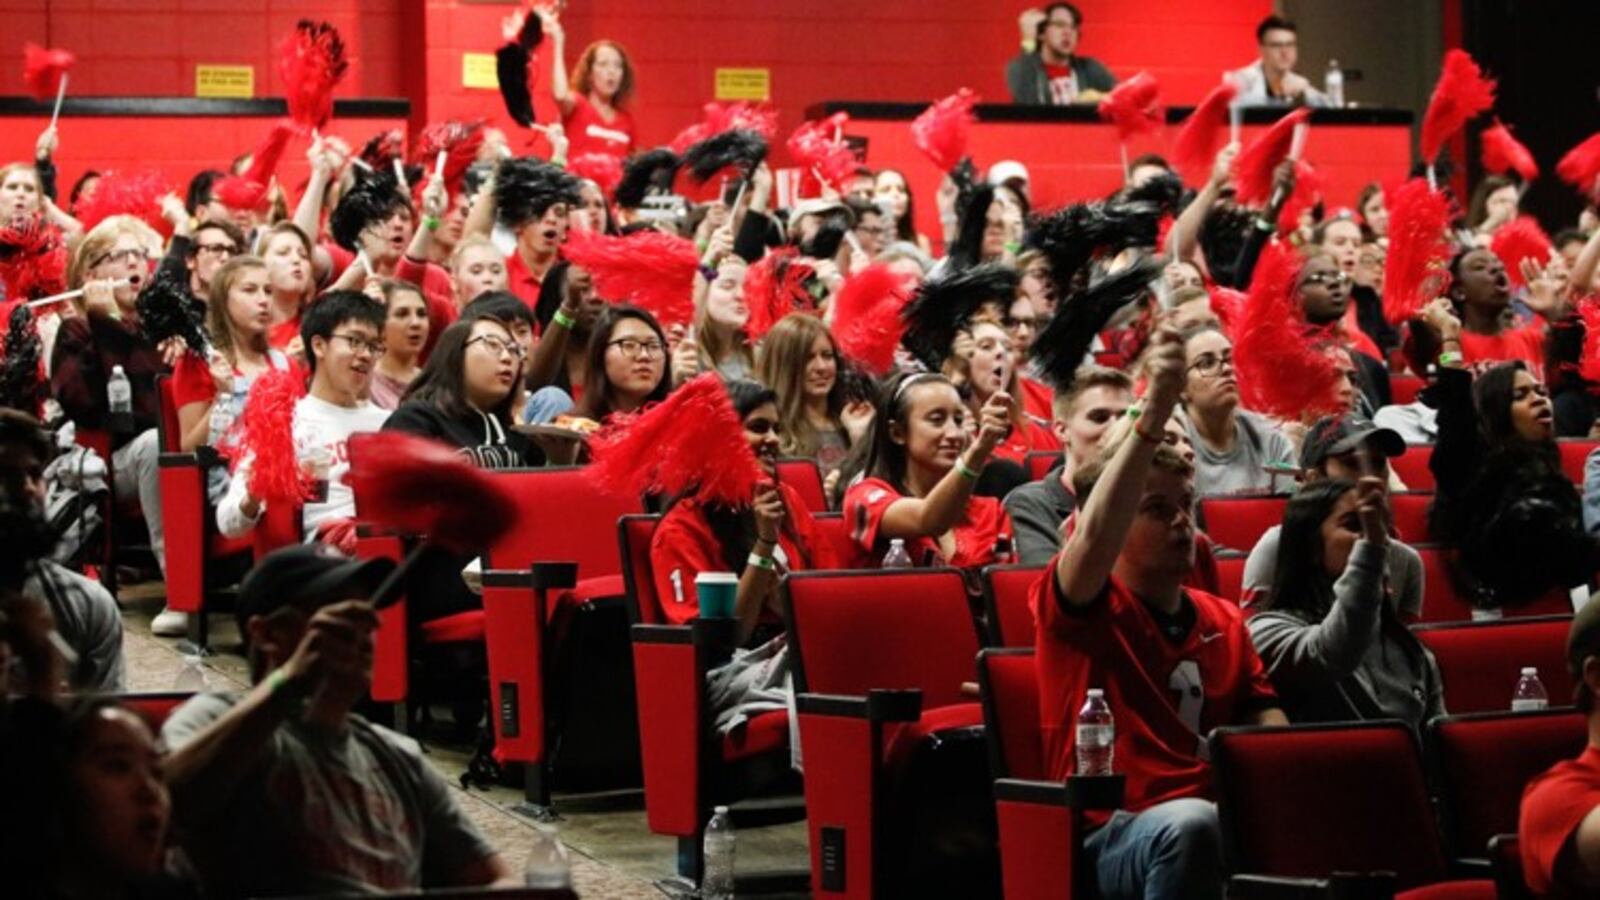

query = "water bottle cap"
[[1086, 688, 1104, 698], [1521, 667, 1538, 676], [713, 805, 729, 814], [889, 538, 904, 547], [112, 364, 126, 375]]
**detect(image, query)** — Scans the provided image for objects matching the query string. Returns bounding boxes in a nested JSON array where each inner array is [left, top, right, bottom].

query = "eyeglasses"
[[467, 334, 526, 360], [607, 337, 666, 359], [92, 248, 151, 268], [330, 333, 385, 357], [1263, 39, 1298, 50], [194, 242, 237, 257], [1004, 316, 1038, 332], [1188, 352, 1235, 376], [1301, 271, 1353, 287]]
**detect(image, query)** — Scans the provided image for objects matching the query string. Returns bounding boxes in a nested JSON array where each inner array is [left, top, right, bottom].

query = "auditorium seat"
[[1391, 444, 1435, 491], [1198, 494, 1288, 553], [981, 564, 1045, 647], [1389, 491, 1434, 544], [1556, 438, 1600, 486], [777, 456, 830, 512], [1215, 551, 1249, 605], [1413, 616, 1574, 714], [1391, 374, 1427, 406]]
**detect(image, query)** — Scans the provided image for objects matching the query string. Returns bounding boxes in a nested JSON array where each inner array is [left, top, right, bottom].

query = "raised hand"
[[1355, 476, 1389, 546]]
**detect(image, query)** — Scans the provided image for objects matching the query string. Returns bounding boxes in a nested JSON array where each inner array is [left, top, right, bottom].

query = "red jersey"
[[562, 94, 636, 160], [504, 249, 545, 311], [1460, 323, 1546, 378], [1520, 745, 1600, 897], [649, 482, 835, 625], [269, 316, 302, 352], [1018, 376, 1055, 423], [990, 414, 1061, 466], [1033, 568, 1277, 820], [843, 476, 1013, 569]]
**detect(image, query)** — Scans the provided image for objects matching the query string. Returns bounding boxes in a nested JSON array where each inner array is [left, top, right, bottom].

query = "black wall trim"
[[0, 96, 409, 118], [806, 101, 1412, 127]]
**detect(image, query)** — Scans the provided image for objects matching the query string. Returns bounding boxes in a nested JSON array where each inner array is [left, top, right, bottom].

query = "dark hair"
[[878, 169, 922, 243], [461, 290, 537, 331], [185, 169, 226, 214], [402, 318, 522, 426], [66, 170, 100, 214], [0, 409, 54, 464], [948, 183, 998, 270], [1197, 202, 1255, 289], [1472, 360, 1557, 455], [1257, 14, 1297, 43], [187, 218, 246, 258], [330, 173, 413, 252], [845, 371, 955, 496], [1262, 479, 1355, 618], [1554, 228, 1587, 251], [300, 291, 385, 376], [1038, 2, 1083, 40], [1465, 175, 1516, 230], [573, 304, 670, 420]]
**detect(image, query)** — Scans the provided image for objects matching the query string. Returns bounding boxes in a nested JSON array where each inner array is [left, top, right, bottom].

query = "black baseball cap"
[[1298, 414, 1406, 471], [236, 544, 395, 629]]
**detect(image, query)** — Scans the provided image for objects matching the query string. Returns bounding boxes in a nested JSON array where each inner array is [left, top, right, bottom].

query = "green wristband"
[[1438, 351, 1463, 367], [551, 308, 576, 330], [956, 458, 981, 480], [422, 214, 441, 232]]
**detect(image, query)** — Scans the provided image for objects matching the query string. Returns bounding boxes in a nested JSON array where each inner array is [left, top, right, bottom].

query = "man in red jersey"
[[1032, 326, 1286, 900], [1520, 602, 1600, 896]]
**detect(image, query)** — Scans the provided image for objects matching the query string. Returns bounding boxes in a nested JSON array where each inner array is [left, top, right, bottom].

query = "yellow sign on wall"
[[714, 68, 770, 102], [463, 53, 500, 90], [195, 65, 254, 99]]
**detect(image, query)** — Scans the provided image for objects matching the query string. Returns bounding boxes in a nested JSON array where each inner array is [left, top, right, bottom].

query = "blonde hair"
[[694, 257, 753, 375], [943, 310, 1025, 429], [66, 215, 161, 306], [1073, 418, 1195, 499], [0, 163, 44, 210], [207, 255, 270, 361], [755, 313, 842, 458], [449, 235, 502, 275]]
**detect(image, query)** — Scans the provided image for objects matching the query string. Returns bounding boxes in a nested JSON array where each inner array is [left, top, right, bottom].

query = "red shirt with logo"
[[562, 94, 635, 160], [843, 476, 1013, 569]]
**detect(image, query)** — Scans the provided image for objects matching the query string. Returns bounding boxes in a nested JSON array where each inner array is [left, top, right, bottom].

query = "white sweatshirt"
[[216, 395, 391, 541]]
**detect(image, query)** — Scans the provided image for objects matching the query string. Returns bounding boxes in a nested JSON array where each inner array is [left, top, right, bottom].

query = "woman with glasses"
[[1177, 323, 1295, 496], [572, 305, 671, 424], [368, 281, 432, 411]]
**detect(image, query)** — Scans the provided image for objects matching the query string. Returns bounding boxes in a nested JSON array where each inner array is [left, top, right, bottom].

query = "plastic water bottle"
[[1325, 59, 1345, 108], [522, 823, 572, 888], [881, 538, 914, 569], [107, 365, 132, 415], [1075, 689, 1115, 776], [1512, 667, 1549, 712], [703, 805, 736, 900], [173, 652, 207, 691]]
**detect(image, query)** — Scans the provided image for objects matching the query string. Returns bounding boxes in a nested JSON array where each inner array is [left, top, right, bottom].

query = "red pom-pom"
[[828, 264, 914, 375], [587, 373, 765, 506], [569, 153, 624, 198], [1491, 217, 1554, 288], [211, 176, 268, 212], [73, 170, 172, 236], [1171, 80, 1238, 182], [1420, 49, 1496, 164], [1209, 286, 1246, 338], [0, 215, 67, 302], [1381, 178, 1453, 325], [277, 20, 349, 132], [787, 113, 858, 195], [346, 431, 518, 553], [669, 102, 779, 154], [1231, 108, 1311, 206], [412, 119, 486, 196], [22, 44, 74, 101], [1579, 297, 1600, 385], [1097, 71, 1163, 142], [1480, 120, 1538, 182], [1557, 133, 1600, 201], [911, 89, 979, 173], [1276, 160, 1324, 234], [560, 229, 699, 328], [742, 249, 816, 342], [235, 367, 310, 506], [1233, 241, 1345, 420], [213, 119, 296, 212]]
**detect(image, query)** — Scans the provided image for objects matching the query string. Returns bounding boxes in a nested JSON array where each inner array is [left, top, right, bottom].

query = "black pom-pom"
[[682, 130, 768, 183], [1197, 202, 1255, 289], [495, 13, 543, 129], [1027, 199, 1160, 295], [0, 304, 43, 415], [1120, 172, 1186, 218], [136, 267, 209, 356], [330, 169, 411, 252], [900, 262, 1021, 371], [1032, 256, 1162, 390], [494, 157, 583, 229], [614, 149, 681, 209]]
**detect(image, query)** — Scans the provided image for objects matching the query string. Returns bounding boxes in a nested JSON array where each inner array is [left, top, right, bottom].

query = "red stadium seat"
[[1414, 616, 1575, 715], [118, 691, 194, 731], [1391, 443, 1435, 491], [1391, 374, 1427, 405], [977, 649, 1121, 900], [1024, 451, 1058, 482], [1214, 552, 1248, 605], [1198, 494, 1288, 553], [1412, 545, 1577, 626], [1211, 720, 1493, 897], [1390, 491, 1434, 544], [982, 564, 1045, 647], [1557, 438, 1599, 485], [787, 568, 985, 898], [777, 457, 830, 512], [809, 512, 854, 567], [1428, 709, 1586, 862]]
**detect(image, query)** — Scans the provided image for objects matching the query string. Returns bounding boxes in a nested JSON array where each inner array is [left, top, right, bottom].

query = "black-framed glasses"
[[92, 248, 151, 268], [194, 242, 238, 258], [1188, 352, 1235, 376], [1302, 271, 1353, 287], [330, 333, 385, 357], [607, 337, 666, 359], [467, 334, 526, 360]]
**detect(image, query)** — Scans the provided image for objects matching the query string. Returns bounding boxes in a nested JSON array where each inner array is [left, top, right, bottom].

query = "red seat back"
[[1212, 721, 1449, 889], [1429, 709, 1587, 858], [156, 375, 182, 453], [810, 512, 853, 568], [118, 691, 194, 731], [1198, 495, 1288, 553], [1389, 491, 1433, 544], [1414, 616, 1575, 714], [1391, 443, 1435, 491], [1557, 438, 1599, 485], [977, 649, 1044, 780], [982, 564, 1044, 647], [776, 457, 830, 512], [1415, 545, 1477, 624], [1391, 374, 1426, 405], [1215, 552, 1248, 605], [483, 467, 640, 576], [787, 568, 979, 709], [618, 514, 663, 625], [1024, 452, 1057, 481]]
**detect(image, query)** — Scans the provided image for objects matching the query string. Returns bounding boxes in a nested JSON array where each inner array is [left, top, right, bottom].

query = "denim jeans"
[[1084, 797, 1223, 900]]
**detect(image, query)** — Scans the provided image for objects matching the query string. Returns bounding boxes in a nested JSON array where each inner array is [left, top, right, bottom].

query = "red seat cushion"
[[884, 702, 983, 772], [721, 708, 790, 762], [420, 610, 485, 644], [1395, 881, 1495, 899]]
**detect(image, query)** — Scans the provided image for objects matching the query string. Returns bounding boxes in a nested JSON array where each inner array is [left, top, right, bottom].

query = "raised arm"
[[1055, 327, 1185, 605], [877, 391, 1011, 540], [403, 169, 449, 265], [540, 9, 574, 113], [1572, 224, 1600, 300], [1167, 142, 1238, 264]]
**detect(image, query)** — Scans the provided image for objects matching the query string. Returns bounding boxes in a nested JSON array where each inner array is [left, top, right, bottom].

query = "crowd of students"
[[6, 6, 1600, 898]]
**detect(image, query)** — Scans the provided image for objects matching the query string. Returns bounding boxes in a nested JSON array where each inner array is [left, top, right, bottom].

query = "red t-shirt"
[[1032, 568, 1277, 820], [562, 94, 636, 161], [269, 316, 302, 352], [168, 353, 293, 409], [503, 249, 545, 311], [1460, 323, 1546, 378], [649, 482, 835, 626], [1521, 745, 1600, 897], [990, 414, 1062, 466], [843, 476, 1013, 569], [1018, 376, 1055, 423]]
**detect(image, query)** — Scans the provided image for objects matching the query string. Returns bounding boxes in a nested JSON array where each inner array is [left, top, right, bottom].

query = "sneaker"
[[151, 607, 189, 637]]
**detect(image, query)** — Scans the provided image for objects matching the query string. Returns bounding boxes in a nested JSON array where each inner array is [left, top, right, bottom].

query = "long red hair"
[[571, 40, 635, 108]]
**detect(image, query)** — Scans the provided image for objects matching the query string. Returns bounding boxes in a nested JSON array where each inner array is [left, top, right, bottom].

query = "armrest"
[[1452, 857, 1491, 878], [531, 561, 578, 591], [796, 689, 924, 723], [630, 621, 707, 838], [1229, 873, 1396, 900], [992, 774, 1125, 810], [483, 569, 549, 764], [157, 451, 202, 468]]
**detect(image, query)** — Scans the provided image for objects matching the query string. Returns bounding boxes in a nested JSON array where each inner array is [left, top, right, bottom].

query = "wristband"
[[551, 308, 577, 330], [422, 215, 441, 232], [265, 668, 305, 710], [698, 263, 718, 282], [1437, 350, 1463, 367], [1125, 405, 1143, 420], [746, 552, 776, 571], [956, 458, 981, 480]]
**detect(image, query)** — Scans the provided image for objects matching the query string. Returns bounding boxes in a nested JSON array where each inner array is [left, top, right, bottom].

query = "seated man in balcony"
[[1006, 3, 1117, 106], [1228, 15, 1334, 108]]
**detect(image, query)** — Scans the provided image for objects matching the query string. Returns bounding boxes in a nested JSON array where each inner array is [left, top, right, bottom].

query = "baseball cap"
[[1570, 598, 1600, 709], [1298, 414, 1405, 471], [235, 544, 396, 629], [988, 160, 1031, 187]]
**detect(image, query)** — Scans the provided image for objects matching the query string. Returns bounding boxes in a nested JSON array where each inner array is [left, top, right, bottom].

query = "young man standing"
[[1032, 327, 1286, 900]]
